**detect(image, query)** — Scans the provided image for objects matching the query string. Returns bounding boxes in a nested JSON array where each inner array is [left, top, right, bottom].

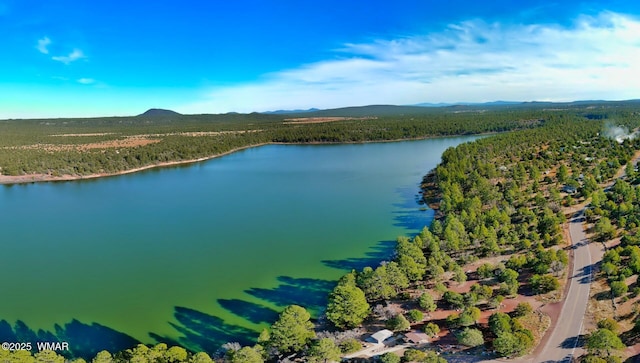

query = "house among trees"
[[367, 329, 394, 345], [562, 185, 577, 194], [403, 331, 430, 344]]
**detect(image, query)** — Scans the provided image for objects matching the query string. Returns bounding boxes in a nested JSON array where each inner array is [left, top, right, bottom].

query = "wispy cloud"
[[180, 11, 640, 114], [52, 49, 86, 64], [36, 37, 51, 54], [38, 37, 87, 64], [77, 78, 96, 85]]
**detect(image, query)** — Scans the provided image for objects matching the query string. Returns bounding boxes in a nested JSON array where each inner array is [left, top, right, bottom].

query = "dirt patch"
[[50, 133, 117, 137], [6, 136, 160, 152], [283, 117, 376, 124], [520, 310, 552, 351], [77, 137, 160, 150], [615, 279, 640, 330], [586, 266, 615, 329], [614, 149, 640, 179], [137, 130, 262, 137]]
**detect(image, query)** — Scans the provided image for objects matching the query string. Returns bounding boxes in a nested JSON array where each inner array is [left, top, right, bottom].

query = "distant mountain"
[[273, 101, 553, 117], [135, 99, 640, 119], [413, 102, 456, 107], [290, 105, 443, 117], [414, 101, 522, 107], [138, 108, 182, 117], [566, 99, 640, 105], [263, 108, 320, 114], [283, 100, 640, 118]]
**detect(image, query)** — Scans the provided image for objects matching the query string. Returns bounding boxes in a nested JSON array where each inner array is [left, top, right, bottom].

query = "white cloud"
[[36, 37, 51, 54], [37, 37, 87, 64], [77, 78, 96, 85], [52, 49, 86, 64], [180, 11, 640, 114]]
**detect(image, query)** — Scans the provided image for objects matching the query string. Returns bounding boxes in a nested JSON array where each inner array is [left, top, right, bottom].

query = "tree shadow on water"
[[217, 299, 279, 325], [322, 240, 396, 271], [245, 276, 335, 315], [155, 277, 354, 354], [322, 185, 430, 273], [0, 319, 138, 359], [392, 209, 433, 231], [152, 306, 256, 354], [392, 186, 434, 232], [57, 320, 139, 358], [394, 186, 424, 209]]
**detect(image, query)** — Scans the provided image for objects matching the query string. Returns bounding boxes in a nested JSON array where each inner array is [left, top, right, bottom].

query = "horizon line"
[[2, 98, 640, 121]]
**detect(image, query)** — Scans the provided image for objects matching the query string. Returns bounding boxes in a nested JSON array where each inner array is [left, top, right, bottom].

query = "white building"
[[368, 329, 394, 344]]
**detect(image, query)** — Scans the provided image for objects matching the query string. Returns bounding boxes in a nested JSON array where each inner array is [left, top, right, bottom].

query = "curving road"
[[533, 209, 593, 363], [346, 208, 597, 363], [481, 157, 638, 363], [534, 156, 637, 362], [478, 208, 594, 363], [519, 155, 635, 362]]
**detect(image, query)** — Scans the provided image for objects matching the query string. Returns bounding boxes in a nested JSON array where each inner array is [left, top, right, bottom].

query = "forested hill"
[[138, 109, 182, 117], [1, 100, 639, 178], [283, 99, 640, 117], [287, 105, 441, 117]]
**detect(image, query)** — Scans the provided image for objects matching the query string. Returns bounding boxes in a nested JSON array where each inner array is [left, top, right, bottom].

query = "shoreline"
[[0, 133, 488, 186], [0, 143, 271, 185]]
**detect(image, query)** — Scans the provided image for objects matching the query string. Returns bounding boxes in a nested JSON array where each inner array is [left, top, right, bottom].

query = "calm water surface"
[[0, 136, 476, 356]]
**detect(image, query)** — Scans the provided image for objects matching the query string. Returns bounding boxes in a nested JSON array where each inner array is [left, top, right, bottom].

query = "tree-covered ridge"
[[428, 115, 639, 258], [2, 103, 616, 177]]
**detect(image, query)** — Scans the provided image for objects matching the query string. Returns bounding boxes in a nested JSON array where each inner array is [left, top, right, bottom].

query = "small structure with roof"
[[403, 331, 429, 344], [367, 329, 394, 345]]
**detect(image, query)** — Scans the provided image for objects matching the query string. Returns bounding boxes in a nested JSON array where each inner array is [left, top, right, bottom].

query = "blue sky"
[[1, 0, 640, 118]]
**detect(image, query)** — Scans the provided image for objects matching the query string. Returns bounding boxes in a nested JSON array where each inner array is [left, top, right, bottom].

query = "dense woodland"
[[0, 104, 572, 176], [3, 102, 640, 362], [582, 151, 640, 362]]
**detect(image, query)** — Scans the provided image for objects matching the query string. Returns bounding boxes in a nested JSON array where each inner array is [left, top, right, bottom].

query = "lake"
[[0, 136, 476, 357]]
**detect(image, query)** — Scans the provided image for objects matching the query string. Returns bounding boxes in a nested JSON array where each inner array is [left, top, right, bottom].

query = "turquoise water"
[[0, 136, 476, 356]]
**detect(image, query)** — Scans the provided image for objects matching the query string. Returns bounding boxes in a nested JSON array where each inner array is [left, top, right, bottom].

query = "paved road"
[[480, 209, 593, 363], [351, 210, 596, 363], [479, 159, 637, 363], [533, 209, 592, 363], [521, 158, 633, 362], [343, 341, 412, 359], [343, 342, 383, 359]]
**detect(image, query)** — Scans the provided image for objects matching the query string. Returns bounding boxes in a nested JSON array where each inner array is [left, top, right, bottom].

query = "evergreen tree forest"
[[3, 101, 640, 362]]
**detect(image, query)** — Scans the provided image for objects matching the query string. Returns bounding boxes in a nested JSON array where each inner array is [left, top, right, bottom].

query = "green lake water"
[[0, 136, 476, 357]]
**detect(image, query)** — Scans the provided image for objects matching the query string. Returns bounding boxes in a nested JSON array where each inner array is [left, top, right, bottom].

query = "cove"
[[0, 136, 477, 356]]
